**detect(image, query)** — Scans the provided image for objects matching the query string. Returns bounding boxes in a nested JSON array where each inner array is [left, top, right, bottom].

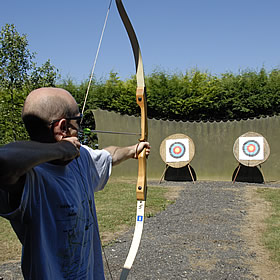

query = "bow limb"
[[115, 0, 148, 279]]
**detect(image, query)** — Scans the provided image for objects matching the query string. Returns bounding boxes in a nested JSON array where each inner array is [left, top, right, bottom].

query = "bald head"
[[22, 87, 79, 123], [22, 87, 79, 141]]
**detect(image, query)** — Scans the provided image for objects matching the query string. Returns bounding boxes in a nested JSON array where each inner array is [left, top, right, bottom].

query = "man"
[[0, 87, 150, 279]]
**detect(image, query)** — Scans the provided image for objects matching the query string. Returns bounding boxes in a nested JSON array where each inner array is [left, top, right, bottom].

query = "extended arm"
[[104, 142, 150, 166]]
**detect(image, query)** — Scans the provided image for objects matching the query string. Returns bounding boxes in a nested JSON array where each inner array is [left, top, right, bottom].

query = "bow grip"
[[136, 148, 147, 201]]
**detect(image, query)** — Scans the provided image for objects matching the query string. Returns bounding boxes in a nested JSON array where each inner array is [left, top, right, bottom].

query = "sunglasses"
[[49, 114, 83, 127]]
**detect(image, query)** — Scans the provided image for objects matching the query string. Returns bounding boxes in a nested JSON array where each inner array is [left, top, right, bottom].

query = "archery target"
[[239, 137, 264, 160], [166, 139, 189, 162]]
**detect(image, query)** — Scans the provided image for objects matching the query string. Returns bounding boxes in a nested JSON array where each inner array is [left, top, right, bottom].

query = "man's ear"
[[53, 119, 68, 141]]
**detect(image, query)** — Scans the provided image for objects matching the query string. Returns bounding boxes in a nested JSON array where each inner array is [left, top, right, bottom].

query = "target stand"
[[159, 133, 195, 184], [232, 132, 270, 183]]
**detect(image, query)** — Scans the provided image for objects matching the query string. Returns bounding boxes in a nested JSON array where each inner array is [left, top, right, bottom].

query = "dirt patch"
[[243, 186, 280, 279], [164, 185, 184, 201], [100, 224, 131, 245]]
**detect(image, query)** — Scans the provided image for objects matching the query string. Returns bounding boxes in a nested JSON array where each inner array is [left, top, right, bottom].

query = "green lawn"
[[0, 218, 22, 263], [257, 188, 280, 263]]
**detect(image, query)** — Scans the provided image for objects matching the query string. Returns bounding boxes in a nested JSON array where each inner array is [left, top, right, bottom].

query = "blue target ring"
[[169, 142, 186, 159], [242, 140, 260, 157]]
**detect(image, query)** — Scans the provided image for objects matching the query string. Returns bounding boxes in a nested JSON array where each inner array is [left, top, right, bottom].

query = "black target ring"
[[169, 142, 186, 159]]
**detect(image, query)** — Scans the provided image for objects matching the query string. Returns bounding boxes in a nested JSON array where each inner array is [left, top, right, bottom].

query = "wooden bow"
[[115, 0, 148, 279]]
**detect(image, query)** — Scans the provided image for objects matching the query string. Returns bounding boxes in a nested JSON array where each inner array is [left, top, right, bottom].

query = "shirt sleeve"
[[81, 145, 112, 192], [0, 170, 34, 221], [0, 189, 12, 215]]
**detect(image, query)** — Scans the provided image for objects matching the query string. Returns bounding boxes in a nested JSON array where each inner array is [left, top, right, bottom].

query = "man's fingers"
[[60, 137, 81, 159], [63, 137, 81, 149], [136, 142, 151, 158]]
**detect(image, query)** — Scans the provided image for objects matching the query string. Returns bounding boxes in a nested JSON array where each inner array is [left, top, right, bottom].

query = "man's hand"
[[57, 137, 81, 163], [134, 141, 151, 159], [62, 137, 81, 153]]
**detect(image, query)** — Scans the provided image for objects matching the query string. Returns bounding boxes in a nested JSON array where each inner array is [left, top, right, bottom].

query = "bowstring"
[[78, 1, 113, 275], [81, 0, 113, 117]]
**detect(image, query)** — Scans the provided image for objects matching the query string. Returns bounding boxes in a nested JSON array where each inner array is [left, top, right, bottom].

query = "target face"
[[239, 137, 264, 160], [166, 139, 189, 162], [169, 142, 185, 158], [242, 140, 260, 157]]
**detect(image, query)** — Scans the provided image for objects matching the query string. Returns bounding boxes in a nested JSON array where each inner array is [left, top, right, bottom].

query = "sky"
[[1, 0, 280, 83]]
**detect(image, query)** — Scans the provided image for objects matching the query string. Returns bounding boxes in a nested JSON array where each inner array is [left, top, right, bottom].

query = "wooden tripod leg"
[[233, 163, 241, 184], [258, 164, 266, 184], [159, 165, 169, 184], [187, 164, 195, 184]]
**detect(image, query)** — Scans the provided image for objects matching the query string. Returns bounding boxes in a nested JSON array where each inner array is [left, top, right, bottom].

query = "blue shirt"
[[0, 146, 112, 280]]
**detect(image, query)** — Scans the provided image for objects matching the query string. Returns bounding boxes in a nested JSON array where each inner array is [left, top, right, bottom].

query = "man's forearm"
[[104, 145, 136, 166], [0, 140, 78, 187], [104, 142, 150, 166]]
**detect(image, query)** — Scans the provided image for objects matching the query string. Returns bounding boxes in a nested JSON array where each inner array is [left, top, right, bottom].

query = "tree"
[[0, 24, 59, 144]]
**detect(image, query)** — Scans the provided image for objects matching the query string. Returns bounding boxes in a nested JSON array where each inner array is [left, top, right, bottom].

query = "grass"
[[257, 188, 280, 263], [0, 178, 175, 263], [0, 218, 22, 263]]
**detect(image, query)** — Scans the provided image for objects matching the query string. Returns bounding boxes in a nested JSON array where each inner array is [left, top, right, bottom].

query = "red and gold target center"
[[247, 144, 256, 152], [173, 147, 182, 154]]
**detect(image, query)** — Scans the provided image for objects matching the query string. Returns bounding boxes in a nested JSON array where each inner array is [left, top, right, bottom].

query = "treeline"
[[1, 23, 280, 145], [64, 67, 280, 122]]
